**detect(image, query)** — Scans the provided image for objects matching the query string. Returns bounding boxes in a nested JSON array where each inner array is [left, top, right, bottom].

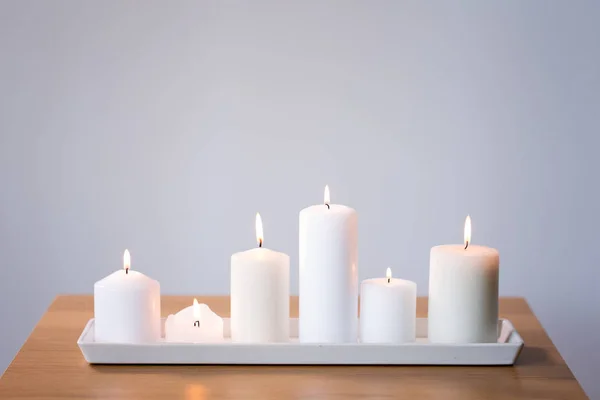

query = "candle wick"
[[125, 268, 129, 275], [325, 203, 330, 209], [258, 239, 263, 248], [193, 321, 200, 328], [387, 278, 390, 283], [464, 241, 469, 250]]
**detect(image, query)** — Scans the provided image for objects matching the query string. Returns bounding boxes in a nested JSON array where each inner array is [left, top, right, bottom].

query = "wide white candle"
[[94, 249, 161, 343], [360, 268, 416, 343], [299, 186, 358, 343], [230, 213, 290, 343], [165, 299, 224, 342], [428, 216, 499, 343]]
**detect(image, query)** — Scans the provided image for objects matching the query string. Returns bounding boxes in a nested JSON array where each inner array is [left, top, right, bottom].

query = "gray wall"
[[1, 1, 599, 397]]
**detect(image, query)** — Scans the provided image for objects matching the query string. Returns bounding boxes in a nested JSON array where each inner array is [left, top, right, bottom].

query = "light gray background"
[[1, 0, 599, 397]]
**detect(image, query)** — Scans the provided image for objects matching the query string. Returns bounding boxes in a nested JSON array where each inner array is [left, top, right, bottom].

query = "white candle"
[[360, 268, 416, 343], [428, 216, 499, 343], [94, 249, 161, 343], [230, 213, 290, 343], [165, 299, 224, 342], [299, 186, 358, 343]]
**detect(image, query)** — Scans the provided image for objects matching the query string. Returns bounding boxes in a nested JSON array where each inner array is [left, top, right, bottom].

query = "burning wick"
[[193, 299, 200, 328], [123, 249, 131, 275], [256, 213, 264, 248], [464, 215, 472, 250]]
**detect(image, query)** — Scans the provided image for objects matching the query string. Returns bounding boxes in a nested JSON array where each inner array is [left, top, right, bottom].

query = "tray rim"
[[78, 317, 524, 365], [78, 317, 524, 348]]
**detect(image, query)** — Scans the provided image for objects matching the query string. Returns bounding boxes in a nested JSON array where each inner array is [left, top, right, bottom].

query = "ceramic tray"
[[78, 318, 523, 365]]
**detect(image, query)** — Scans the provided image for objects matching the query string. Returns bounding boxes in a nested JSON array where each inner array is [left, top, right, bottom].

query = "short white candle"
[[360, 268, 417, 343], [165, 299, 224, 342], [299, 185, 358, 343], [230, 213, 290, 343], [428, 216, 499, 343], [94, 250, 161, 343]]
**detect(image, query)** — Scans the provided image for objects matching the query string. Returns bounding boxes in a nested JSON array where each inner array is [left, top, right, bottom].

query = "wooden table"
[[0, 296, 587, 399]]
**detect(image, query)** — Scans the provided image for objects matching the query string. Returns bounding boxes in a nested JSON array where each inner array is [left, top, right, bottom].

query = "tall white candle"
[[428, 216, 499, 343], [360, 268, 416, 343], [299, 186, 358, 343], [94, 250, 161, 343], [230, 213, 290, 343]]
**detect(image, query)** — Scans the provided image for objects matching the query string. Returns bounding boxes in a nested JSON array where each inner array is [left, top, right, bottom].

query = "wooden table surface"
[[0, 296, 587, 399]]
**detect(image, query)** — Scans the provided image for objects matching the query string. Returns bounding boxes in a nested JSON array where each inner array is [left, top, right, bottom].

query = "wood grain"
[[0, 296, 588, 399]]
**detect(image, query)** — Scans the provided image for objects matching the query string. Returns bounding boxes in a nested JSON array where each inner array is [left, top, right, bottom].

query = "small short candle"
[[94, 250, 161, 343], [360, 268, 417, 343], [428, 216, 499, 343], [165, 298, 224, 342]]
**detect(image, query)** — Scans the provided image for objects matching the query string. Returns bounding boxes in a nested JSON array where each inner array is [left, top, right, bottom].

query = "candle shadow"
[[88, 364, 322, 376], [513, 346, 550, 366]]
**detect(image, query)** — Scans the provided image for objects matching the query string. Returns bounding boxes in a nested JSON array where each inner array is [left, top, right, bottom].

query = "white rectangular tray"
[[78, 318, 523, 365]]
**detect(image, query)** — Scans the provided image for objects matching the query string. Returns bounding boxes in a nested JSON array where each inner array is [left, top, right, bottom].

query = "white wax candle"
[[428, 216, 499, 343], [230, 213, 290, 343], [165, 299, 224, 342], [360, 268, 416, 343], [299, 186, 358, 343], [94, 250, 161, 343]]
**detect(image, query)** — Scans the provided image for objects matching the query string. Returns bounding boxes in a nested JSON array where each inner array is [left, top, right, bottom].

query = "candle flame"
[[386, 267, 392, 282], [324, 185, 330, 205], [123, 249, 131, 272], [193, 298, 200, 320], [464, 215, 472, 249], [255, 213, 263, 247]]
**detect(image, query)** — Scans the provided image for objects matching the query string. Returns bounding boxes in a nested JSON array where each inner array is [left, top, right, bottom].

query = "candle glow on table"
[[360, 268, 417, 343], [93, 249, 161, 343], [428, 216, 500, 343], [299, 186, 358, 343], [165, 298, 224, 342], [230, 213, 290, 343]]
